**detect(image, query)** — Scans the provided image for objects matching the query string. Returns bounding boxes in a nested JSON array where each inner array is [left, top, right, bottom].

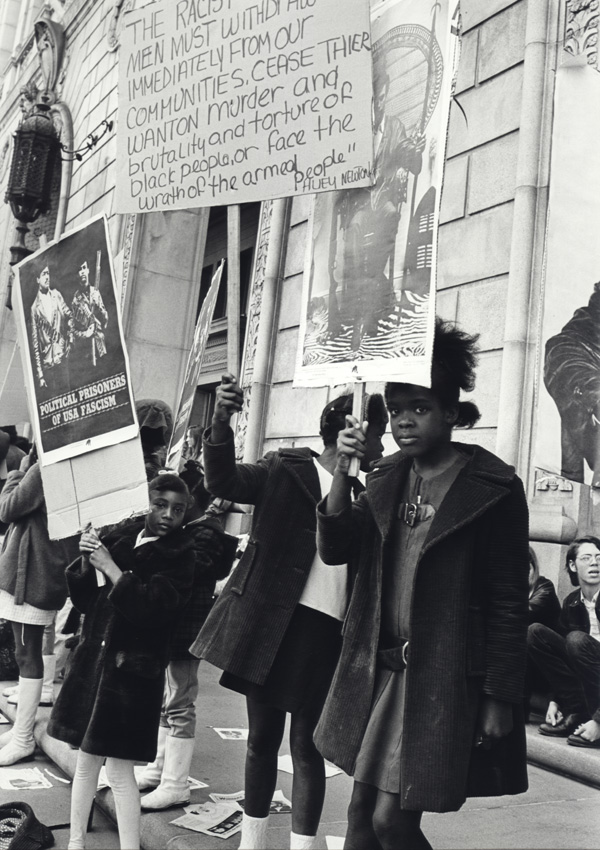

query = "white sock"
[[69, 750, 103, 849], [105, 757, 140, 849], [240, 812, 270, 849], [290, 831, 317, 849]]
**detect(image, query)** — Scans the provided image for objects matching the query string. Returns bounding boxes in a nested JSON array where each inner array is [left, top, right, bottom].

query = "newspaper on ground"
[[208, 789, 291, 814], [171, 800, 242, 839], [0, 766, 53, 790], [101, 766, 208, 791], [326, 837, 345, 849], [278, 754, 343, 777], [213, 727, 249, 740]]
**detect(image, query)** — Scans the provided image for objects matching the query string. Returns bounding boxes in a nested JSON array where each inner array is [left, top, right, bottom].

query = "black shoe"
[[538, 713, 588, 737]]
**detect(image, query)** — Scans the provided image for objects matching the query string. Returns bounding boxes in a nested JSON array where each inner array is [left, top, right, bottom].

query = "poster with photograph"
[[13, 216, 138, 466], [534, 63, 600, 488], [294, 0, 458, 387]]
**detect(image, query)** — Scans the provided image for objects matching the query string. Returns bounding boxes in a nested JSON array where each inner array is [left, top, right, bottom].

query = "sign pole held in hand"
[[348, 382, 365, 478]]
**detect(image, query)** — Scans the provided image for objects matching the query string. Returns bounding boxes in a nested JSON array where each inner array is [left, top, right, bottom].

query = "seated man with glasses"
[[528, 536, 600, 746]]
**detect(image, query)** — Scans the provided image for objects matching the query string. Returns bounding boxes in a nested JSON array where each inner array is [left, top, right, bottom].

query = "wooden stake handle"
[[348, 383, 365, 478]]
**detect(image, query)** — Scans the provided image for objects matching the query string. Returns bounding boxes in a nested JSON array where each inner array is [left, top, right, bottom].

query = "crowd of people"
[[0, 319, 597, 850]]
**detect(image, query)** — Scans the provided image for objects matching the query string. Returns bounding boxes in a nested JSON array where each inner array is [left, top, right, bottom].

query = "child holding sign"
[[316, 320, 530, 849], [48, 474, 195, 850]]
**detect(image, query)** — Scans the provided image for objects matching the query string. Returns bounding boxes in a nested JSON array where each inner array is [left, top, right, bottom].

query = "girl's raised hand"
[[335, 415, 368, 475], [79, 526, 101, 554]]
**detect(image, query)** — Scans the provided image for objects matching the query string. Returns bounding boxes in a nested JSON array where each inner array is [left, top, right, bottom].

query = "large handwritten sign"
[[115, 0, 374, 212]]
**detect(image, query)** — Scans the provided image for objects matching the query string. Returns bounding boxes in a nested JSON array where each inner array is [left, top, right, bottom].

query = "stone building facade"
[[0, 0, 595, 588]]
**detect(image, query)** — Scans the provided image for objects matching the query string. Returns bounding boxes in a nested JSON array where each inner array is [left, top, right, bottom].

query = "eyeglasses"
[[577, 554, 600, 564]]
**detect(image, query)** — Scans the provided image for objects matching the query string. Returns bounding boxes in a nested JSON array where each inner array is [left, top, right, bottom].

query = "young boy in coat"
[[317, 320, 530, 850], [48, 474, 195, 850]]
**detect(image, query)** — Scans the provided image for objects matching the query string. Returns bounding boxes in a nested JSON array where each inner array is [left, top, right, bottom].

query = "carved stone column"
[[565, 0, 599, 66]]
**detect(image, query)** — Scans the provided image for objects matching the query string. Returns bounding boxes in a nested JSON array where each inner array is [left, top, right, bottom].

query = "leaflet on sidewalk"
[[208, 789, 291, 814], [0, 766, 53, 791], [171, 800, 242, 839], [213, 727, 249, 740]]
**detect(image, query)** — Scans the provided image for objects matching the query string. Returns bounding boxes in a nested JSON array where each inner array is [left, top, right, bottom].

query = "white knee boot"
[[0, 677, 42, 765], [135, 724, 168, 790], [6, 655, 56, 706], [140, 735, 194, 810]]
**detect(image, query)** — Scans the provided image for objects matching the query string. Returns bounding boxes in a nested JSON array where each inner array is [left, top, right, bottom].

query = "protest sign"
[[115, 0, 374, 212], [166, 260, 224, 470], [294, 0, 457, 387], [13, 216, 138, 466]]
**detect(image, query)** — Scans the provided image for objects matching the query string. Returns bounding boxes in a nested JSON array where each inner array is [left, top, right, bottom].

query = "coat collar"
[[366, 443, 516, 548], [103, 518, 194, 559], [278, 447, 322, 504]]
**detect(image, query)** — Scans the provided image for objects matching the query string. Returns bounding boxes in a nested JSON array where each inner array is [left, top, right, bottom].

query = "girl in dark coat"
[[48, 474, 194, 850], [318, 320, 530, 850]]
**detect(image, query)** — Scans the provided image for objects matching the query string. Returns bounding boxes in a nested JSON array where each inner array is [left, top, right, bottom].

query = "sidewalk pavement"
[[0, 664, 599, 849]]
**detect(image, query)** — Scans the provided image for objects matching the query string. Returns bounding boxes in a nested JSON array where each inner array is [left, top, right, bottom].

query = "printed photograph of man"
[[30, 265, 72, 391], [71, 259, 109, 366]]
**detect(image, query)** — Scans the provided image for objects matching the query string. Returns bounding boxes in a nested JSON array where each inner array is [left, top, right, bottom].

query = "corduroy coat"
[[190, 427, 354, 682], [315, 443, 530, 813], [48, 520, 194, 762]]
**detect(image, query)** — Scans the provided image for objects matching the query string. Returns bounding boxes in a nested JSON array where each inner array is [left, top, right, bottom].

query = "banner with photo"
[[166, 260, 224, 470], [294, 0, 457, 387], [534, 62, 600, 489], [13, 216, 138, 466]]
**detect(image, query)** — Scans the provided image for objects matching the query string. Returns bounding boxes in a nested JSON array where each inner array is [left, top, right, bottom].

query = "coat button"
[[101, 640, 106, 646]]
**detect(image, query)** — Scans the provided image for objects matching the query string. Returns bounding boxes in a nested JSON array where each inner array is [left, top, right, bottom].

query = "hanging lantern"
[[5, 103, 60, 224]]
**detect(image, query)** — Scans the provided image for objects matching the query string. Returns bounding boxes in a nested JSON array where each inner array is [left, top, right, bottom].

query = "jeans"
[[528, 623, 600, 722], [160, 657, 200, 738]]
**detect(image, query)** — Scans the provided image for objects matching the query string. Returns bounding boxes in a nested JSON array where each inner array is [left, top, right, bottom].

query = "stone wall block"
[[468, 132, 519, 213], [438, 202, 514, 287], [461, 0, 522, 32], [271, 327, 299, 384], [440, 155, 469, 223], [447, 65, 523, 157], [278, 273, 303, 330], [478, 1, 527, 81]]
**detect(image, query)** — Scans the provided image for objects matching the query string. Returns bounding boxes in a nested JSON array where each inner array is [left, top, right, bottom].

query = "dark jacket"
[[558, 587, 600, 636], [0, 465, 76, 610], [315, 444, 530, 813], [48, 519, 194, 762], [190, 427, 342, 682], [529, 576, 561, 630], [170, 515, 235, 660]]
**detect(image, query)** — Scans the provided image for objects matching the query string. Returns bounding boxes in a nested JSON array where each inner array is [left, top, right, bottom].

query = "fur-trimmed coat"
[[315, 444, 530, 813], [47, 519, 194, 762]]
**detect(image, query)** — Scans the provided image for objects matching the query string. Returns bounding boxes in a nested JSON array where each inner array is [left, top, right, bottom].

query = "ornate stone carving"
[[34, 18, 66, 104], [234, 200, 274, 460], [119, 214, 137, 312], [108, 0, 135, 52], [535, 472, 574, 492], [565, 0, 599, 66]]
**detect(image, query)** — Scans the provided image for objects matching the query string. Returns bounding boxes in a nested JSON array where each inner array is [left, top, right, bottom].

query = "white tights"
[[68, 750, 140, 850]]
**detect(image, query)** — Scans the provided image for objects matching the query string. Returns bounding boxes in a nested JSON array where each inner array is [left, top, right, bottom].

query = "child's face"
[[568, 541, 600, 589], [145, 489, 188, 537], [386, 385, 455, 460]]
